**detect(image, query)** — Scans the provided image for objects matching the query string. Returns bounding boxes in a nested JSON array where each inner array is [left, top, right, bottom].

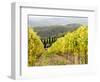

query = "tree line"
[[41, 36, 57, 48]]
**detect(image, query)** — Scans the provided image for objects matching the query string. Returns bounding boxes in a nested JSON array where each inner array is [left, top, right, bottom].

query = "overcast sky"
[[28, 15, 88, 27]]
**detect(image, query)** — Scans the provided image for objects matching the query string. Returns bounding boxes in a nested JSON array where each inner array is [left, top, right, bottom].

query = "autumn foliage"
[[28, 25, 88, 66]]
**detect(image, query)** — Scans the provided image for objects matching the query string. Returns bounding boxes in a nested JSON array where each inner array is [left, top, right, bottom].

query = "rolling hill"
[[33, 23, 81, 39]]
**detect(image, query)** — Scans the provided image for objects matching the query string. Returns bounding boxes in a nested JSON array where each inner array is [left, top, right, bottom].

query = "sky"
[[28, 15, 88, 27]]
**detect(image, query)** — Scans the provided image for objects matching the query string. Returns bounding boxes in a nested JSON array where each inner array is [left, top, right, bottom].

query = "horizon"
[[28, 15, 88, 27]]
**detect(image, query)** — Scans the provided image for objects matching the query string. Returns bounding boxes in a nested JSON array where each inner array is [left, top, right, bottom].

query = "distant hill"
[[33, 23, 81, 39]]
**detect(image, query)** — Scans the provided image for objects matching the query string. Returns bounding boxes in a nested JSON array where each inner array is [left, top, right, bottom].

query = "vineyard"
[[28, 25, 88, 66]]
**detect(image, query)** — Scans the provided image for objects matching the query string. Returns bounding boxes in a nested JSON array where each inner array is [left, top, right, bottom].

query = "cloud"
[[28, 15, 88, 27]]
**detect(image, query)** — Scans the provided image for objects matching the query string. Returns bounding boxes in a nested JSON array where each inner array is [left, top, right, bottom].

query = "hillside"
[[33, 23, 81, 39]]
